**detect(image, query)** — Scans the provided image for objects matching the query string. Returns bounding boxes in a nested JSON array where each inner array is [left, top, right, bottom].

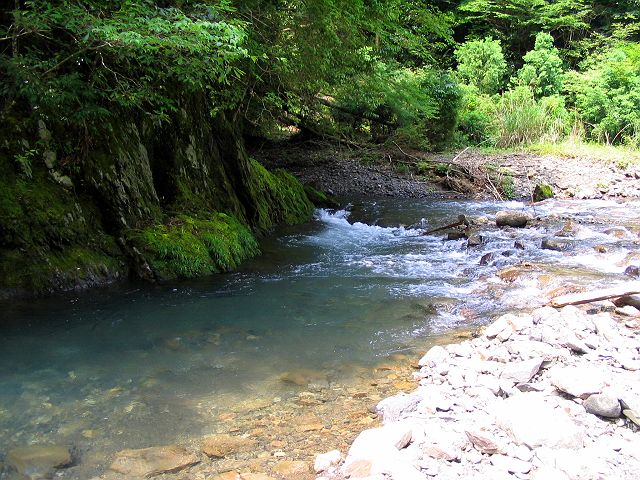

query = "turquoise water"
[[1, 198, 638, 478]]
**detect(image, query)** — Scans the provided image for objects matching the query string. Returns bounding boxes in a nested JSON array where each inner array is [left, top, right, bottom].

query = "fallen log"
[[423, 215, 469, 236], [549, 282, 640, 307]]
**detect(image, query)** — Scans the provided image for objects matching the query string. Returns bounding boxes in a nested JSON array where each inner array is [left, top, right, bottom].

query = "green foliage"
[[132, 213, 260, 279], [333, 64, 460, 149], [456, 85, 495, 144], [493, 87, 569, 147], [455, 38, 507, 94], [515, 32, 564, 98], [565, 43, 640, 145], [1, 1, 248, 125]]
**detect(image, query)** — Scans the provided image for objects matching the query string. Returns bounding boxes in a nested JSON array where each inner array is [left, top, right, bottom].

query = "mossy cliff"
[[0, 105, 313, 297]]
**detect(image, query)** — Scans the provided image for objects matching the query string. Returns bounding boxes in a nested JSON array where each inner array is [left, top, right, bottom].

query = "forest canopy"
[[2, 0, 640, 150]]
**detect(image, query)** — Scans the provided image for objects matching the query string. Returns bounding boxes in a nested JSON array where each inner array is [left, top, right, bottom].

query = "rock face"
[[495, 210, 532, 228], [0, 107, 314, 296], [109, 445, 199, 477], [7, 445, 72, 480]]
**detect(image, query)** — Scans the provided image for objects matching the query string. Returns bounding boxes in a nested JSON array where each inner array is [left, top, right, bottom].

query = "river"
[[1, 198, 638, 478]]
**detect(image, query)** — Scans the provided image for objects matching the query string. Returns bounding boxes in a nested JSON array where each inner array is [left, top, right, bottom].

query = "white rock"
[[548, 365, 606, 398], [419, 345, 449, 367], [529, 466, 570, 480], [496, 393, 584, 449], [500, 358, 543, 385], [591, 313, 622, 343], [616, 305, 640, 317], [343, 422, 414, 474], [496, 327, 513, 342], [314, 450, 342, 473], [485, 316, 511, 338], [532, 306, 561, 324], [377, 393, 421, 422], [490, 454, 532, 474]]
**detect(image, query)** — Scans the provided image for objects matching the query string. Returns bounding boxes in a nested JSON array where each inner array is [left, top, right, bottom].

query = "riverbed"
[[1, 198, 638, 479]]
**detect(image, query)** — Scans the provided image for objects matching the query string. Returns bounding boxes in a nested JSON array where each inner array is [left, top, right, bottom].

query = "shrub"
[[515, 32, 564, 98], [565, 44, 640, 145], [456, 84, 496, 144], [455, 38, 508, 95]]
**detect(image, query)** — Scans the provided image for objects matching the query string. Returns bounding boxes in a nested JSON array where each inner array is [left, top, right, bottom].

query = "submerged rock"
[[201, 434, 257, 458], [7, 445, 72, 480], [109, 445, 199, 477]]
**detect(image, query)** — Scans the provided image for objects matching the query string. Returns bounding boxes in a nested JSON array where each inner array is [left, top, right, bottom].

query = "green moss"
[[249, 159, 314, 231], [303, 185, 340, 208], [533, 183, 554, 202], [0, 247, 123, 293], [130, 212, 260, 279]]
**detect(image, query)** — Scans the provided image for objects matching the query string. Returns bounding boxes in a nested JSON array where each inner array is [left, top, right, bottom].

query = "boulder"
[[418, 345, 449, 368], [109, 445, 199, 477], [467, 234, 483, 247], [7, 445, 72, 480], [496, 211, 532, 228], [490, 454, 531, 474], [624, 265, 640, 278], [583, 393, 621, 418]]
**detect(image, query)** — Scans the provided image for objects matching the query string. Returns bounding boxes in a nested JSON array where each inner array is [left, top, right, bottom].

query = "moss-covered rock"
[[129, 213, 260, 280], [533, 183, 554, 202]]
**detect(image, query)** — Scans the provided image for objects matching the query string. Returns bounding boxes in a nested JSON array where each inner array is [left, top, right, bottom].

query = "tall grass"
[[492, 87, 568, 148]]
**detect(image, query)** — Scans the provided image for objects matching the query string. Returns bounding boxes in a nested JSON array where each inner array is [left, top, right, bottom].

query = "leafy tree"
[[565, 42, 640, 144], [455, 37, 507, 94], [515, 32, 564, 98], [1, 1, 249, 127]]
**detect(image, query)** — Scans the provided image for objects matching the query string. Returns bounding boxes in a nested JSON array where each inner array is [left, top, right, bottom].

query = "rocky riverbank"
[[315, 294, 640, 479], [255, 143, 640, 200]]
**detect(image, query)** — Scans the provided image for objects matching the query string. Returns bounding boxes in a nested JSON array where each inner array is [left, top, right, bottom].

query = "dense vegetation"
[[1, 0, 639, 293]]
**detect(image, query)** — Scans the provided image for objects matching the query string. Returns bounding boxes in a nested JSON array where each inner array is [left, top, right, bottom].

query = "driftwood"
[[423, 215, 470, 236], [549, 282, 640, 307]]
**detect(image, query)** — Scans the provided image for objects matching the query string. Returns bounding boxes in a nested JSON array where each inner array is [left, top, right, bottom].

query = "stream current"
[[1, 198, 639, 478]]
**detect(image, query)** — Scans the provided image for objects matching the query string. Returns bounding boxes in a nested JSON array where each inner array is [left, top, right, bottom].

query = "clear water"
[[1, 198, 638, 478]]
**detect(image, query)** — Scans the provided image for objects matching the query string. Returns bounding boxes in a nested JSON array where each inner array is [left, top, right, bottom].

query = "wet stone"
[[7, 445, 72, 480], [541, 238, 572, 251], [109, 445, 199, 477], [201, 434, 258, 458], [272, 460, 309, 477]]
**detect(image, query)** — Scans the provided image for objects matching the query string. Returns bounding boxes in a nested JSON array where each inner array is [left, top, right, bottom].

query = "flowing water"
[[1, 198, 639, 478]]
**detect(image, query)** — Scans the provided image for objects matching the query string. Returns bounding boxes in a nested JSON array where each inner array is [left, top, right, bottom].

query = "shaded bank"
[[0, 104, 313, 298]]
